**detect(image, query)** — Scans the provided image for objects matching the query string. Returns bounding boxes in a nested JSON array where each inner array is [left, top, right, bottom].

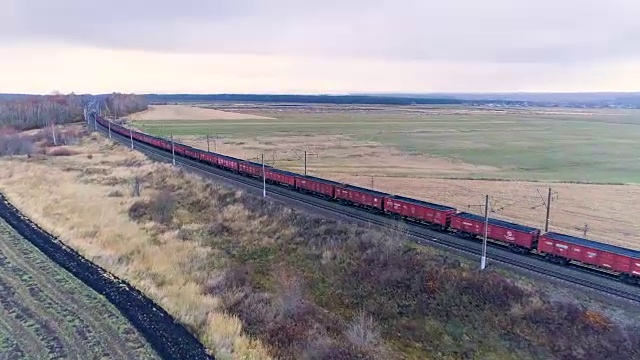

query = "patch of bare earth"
[[128, 105, 276, 121], [179, 134, 640, 250], [182, 134, 496, 179]]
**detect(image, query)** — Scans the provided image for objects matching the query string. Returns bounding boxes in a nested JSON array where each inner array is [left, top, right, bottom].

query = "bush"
[[0, 134, 36, 157], [150, 190, 175, 225], [0, 126, 18, 136], [128, 200, 150, 222], [345, 312, 381, 352], [47, 146, 79, 157], [107, 190, 123, 198]]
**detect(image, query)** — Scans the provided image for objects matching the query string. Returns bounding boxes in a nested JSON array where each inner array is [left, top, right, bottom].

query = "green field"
[[134, 106, 640, 184], [0, 218, 160, 360]]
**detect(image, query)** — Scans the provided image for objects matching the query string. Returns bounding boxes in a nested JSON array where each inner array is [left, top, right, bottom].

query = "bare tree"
[[132, 177, 141, 197], [0, 93, 148, 130]]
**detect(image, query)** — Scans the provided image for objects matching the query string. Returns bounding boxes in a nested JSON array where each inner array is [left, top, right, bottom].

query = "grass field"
[[0, 129, 271, 360], [134, 105, 640, 184], [0, 217, 159, 360], [131, 104, 640, 250], [1, 125, 640, 359]]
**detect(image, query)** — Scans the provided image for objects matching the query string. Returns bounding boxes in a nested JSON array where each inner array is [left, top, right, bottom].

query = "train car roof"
[[216, 153, 242, 161], [300, 175, 343, 186], [543, 232, 640, 259], [389, 195, 457, 212], [267, 168, 301, 177], [339, 184, 391, 198], [455, 212, 540, 233], [241, 159, 273, 169]]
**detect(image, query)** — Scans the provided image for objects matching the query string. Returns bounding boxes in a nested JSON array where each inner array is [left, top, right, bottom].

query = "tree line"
[[100, 93, 149, 119], [144, 93, 466, 105], [0, 92, 148, 130]]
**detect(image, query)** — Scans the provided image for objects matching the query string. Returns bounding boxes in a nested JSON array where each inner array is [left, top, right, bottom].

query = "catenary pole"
[[545, 187, 552, 232], [108, 121, 112, 139], [304, 150, 307, 176], [207, 134, 210, 152], [262, 154, 266, 197], [130, 128, 133, 149], [171, 134, 176, 166], [481, 194, 489, 270]]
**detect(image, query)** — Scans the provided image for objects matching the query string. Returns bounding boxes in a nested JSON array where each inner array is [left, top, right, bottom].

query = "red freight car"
[[218, 155, 239, 172], [450, 212, 540, 252], [199, 152, 217, 165], [183, 146, 201, 160], [173, 144, 186, 155], [537, 232, 640, 283], [239, 161, 267, 178], [265, 168, 297, 187], [335, 184, 389, 211], [384, 195, 457, 229], [295, 175, 340, 198]]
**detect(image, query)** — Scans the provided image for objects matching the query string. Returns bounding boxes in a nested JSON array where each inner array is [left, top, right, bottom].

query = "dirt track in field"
[[128, 105, 276, 121]]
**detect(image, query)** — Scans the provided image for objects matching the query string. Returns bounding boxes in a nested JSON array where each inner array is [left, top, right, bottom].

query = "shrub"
[[150, 189, 175, 225], [128, 200, 150, 222], [0, 134, 36, 157], [107, 190, 123, 198], [345, 311, 381, 352], [0, 126, 18, 136], [47, 146, 79, 157], [131, 177, 142, 197], [274, 266, 306, 318]]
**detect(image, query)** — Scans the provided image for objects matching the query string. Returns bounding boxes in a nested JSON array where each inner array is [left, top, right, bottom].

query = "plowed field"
[[0, 218, 160, 360]]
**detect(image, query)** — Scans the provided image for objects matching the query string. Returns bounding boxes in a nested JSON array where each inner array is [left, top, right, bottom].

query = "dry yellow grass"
[[0, 131, 271, 360], [180, 134, 640, 250], [128, 105, 275, 121]]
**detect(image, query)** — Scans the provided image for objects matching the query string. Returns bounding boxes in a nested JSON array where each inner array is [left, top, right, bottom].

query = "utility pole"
[[481, 194, 489, 270], [130, 128, 133, 150], [171, 134, 176, 166], [303, 150, 318, 175], [206, 134, 210, 152], [262, 154, 266, 197], [544, 187, 552, 232]]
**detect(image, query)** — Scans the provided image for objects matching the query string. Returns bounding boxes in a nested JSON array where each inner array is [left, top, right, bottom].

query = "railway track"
[[97, 124, 640, 304]]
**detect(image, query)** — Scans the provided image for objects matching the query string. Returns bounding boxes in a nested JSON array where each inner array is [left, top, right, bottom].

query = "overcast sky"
[[0, 0, 638, 94]]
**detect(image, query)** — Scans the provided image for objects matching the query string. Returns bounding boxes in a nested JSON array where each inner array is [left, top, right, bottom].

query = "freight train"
[[95, 116, 640, 286]]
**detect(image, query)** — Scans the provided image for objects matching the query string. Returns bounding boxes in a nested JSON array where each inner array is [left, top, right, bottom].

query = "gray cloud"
[[1, 0, 639, 64]]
